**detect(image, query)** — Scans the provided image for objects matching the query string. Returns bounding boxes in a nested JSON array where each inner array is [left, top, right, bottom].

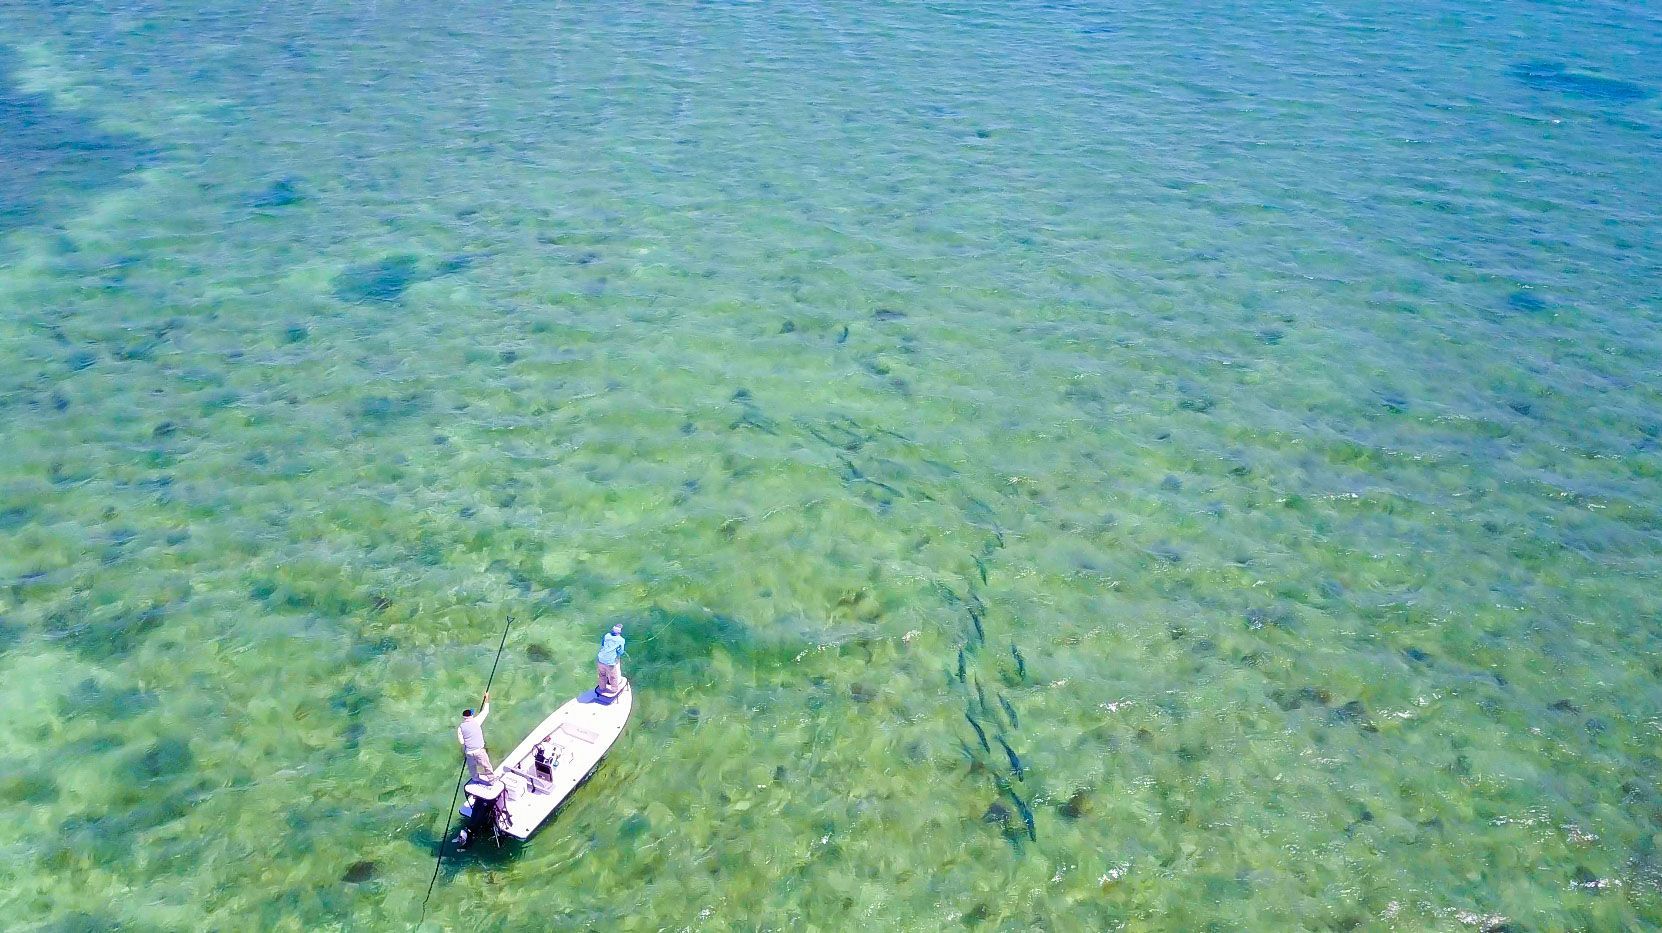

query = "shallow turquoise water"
[[2, 0, 1660, 928]]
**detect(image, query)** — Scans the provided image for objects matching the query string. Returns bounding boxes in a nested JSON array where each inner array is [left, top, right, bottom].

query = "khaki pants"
[[465, 749, 496, 783], [597, 661, 624, 694]]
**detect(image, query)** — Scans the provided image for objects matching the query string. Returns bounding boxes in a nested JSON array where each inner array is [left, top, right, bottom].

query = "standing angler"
[[596, 623, 627, 697], [456, 691, 495, 783]]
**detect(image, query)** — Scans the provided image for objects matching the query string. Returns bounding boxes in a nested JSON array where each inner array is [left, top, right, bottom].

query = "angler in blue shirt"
[[596, 624, 626, 696]]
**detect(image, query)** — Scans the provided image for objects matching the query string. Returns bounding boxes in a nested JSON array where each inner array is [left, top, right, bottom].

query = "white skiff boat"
[[466, 681, 632, 840]]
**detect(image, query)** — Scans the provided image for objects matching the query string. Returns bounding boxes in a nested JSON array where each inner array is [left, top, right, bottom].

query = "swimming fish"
[[968, 606, 984, 645], [999, 694, 1019, 729], [964, 710, 990, 753], [990, 776, 1036, 840], [997, 736, 1024, 780], [1013, 792, 1036, 840], [973, 555, 988, 585], [956, 647, 967, 684], [975, 677, 992, 718], [1010, 643, 1026, 681]]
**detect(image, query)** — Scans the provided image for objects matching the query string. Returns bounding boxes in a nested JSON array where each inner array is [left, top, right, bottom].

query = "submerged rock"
[[128, 738, 192, 783], [1272, 686, 1333, 711], [1506, 290, 1549, 314], [333, 255, 424, 303], [1059, 789, 1091, 820], [0, 506, 33, 532], [250, 177, 304, 209], [62, 678, 157, 719], [1332, 699, 1377, 733], [1147, 543, 1183, 564], [436, 253, 476, 275]]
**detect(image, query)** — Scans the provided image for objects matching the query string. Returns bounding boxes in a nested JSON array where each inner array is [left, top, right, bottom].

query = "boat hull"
[[474, 683, 633, 840]]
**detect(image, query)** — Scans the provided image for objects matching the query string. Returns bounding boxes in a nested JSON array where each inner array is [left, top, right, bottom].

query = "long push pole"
[[420, 615, 515, 925]]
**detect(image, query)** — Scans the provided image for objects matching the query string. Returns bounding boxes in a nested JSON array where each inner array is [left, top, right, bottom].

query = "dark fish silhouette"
[[999, 694, 1019, 729], [973, 555, 988, 585], [965, 710, 990, 753], [975, 677, 992, 718], [992, 776, 1037, 841], [1511, 61, 1649, 102], [956, 648, 966, 684], [839, 457, 902, 497], [1010, 643, 1026, 681], [836, 324, 850, 344], [997, 736, 1024, 780], [1013, 793, 1036, 840], [968, 606, 984, 644]]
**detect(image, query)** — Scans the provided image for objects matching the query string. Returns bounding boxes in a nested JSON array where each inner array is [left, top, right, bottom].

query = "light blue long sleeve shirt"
[[598, 632, 625, 667]]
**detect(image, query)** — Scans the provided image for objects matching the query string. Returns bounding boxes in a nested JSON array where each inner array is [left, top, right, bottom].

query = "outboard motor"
[[454, 781, 508, 850]]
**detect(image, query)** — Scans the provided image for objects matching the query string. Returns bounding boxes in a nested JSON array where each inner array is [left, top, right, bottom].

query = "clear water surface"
[[1, 0, 1660, 929]]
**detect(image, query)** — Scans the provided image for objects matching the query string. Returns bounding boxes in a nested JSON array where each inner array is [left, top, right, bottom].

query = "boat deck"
[[487, 683, 632, 839]]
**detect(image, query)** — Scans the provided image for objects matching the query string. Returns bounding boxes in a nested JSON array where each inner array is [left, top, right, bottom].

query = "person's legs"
[[598, 661, 622, 693], [466, 750, 496, 783]]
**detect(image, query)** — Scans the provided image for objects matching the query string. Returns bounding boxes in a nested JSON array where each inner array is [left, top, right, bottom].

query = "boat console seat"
[[506, 736, 575, 795]]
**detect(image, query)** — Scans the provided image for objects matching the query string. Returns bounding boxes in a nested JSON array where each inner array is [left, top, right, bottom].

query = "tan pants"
[[597, 661, 624, 694], [465, 749, 496, 783]]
